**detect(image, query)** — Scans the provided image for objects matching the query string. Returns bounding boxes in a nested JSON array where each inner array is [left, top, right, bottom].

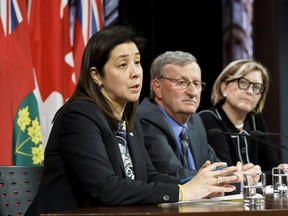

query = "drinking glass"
[[243, 173, 266, 207], [272, 167, 288, 194]]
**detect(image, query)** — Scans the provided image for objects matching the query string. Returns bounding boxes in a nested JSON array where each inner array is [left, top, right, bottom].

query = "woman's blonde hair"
[[211, 59, 270, 113]]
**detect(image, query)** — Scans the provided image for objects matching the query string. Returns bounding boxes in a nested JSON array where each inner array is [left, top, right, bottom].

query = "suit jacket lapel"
[[186, 118, 200, 169]]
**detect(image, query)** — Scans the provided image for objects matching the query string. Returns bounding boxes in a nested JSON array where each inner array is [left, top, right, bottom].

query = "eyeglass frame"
[[229, 77, 265, 95], [160, 76, 206, 91]]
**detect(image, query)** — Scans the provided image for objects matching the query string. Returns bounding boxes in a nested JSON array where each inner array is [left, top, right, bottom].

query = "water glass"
[[272, 167, 288, 194], [243, 173, 266, 207]]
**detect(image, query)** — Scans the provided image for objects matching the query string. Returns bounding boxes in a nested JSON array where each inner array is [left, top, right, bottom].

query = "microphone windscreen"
[[208, 129, 221, 136], [250, 130, 262, 137]]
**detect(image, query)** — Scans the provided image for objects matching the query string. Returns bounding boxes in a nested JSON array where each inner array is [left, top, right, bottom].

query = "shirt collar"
[[157, 104, 188, 137]]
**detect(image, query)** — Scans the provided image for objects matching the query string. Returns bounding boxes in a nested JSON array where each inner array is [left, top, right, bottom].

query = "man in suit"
[[137, 51, 260, 183], [137, 51, 220, 179]]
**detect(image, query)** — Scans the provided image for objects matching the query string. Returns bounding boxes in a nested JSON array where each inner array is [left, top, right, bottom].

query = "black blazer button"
[[163, 195, 170, 201]]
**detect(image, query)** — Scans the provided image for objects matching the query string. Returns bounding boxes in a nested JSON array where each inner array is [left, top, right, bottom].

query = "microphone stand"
[[208, 129, 288, 151], [251, 130, 288, 139], [246, 135, 288, 151]]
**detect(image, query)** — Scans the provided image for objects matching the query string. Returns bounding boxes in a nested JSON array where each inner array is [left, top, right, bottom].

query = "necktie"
[[180, 126, 190, 168]]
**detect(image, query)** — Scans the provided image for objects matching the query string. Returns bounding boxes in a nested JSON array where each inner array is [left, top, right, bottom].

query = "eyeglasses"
[[234, 77, 265, 95], [160, 76, 206, 91]]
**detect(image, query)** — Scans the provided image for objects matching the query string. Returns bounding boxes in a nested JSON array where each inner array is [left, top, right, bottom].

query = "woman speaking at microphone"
[[199, 59, 288, 184], [25, 25, 241, 216]]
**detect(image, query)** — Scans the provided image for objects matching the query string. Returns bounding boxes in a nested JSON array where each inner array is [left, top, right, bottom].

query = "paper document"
[[209, 193, 243, 201], [159, 186, 274, 207], [158, 194, 243, 207]]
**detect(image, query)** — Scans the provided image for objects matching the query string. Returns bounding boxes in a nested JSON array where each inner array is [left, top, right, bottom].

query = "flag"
[[0, 0, 106, 164], [28, 0, 74, 150], [12, 92, 44, 165], [0, 0, 43, 165], [104, 0, 119, 27], [72, 0, 104, 82]]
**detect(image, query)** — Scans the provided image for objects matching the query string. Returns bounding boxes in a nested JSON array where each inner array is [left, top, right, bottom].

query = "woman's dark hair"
[[55, 25, 146, 131]]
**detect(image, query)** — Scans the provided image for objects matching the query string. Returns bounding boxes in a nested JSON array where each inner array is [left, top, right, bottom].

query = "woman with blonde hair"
[[199, 59, 287, 183]]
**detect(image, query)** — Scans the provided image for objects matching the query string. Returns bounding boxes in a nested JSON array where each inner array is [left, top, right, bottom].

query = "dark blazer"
[[199, 105, 281, 174], [25, 100, 179, 216], [137, 97, 220, 179]]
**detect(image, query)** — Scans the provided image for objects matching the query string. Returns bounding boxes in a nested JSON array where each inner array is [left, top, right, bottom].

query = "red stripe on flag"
[[73, 0, 104, 83]]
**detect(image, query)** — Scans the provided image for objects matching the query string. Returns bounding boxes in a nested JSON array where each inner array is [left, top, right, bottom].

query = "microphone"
[[208, 128, 249, 137], [250, 130, 288, 139], [208, 129, 288, 150]]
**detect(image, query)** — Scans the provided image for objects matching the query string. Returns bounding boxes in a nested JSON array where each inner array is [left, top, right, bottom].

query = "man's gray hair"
[[150, 51, 197, 98]]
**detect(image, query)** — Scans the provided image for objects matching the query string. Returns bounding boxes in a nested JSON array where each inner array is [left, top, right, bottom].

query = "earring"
[[223, 92, 227, 97]]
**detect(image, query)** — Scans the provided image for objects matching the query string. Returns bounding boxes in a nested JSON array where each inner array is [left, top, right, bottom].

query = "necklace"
[[235, 123, 244, 129]]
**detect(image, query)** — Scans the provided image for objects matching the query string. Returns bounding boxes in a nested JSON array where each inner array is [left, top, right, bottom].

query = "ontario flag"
[[0, 0, 104, 165], [27, 0, 74, 152], [73, 0, 104, 81], [0, 0, 43, 165]]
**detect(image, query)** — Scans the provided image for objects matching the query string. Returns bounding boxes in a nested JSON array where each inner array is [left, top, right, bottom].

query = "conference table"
[[41, 193, 288, 216]]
